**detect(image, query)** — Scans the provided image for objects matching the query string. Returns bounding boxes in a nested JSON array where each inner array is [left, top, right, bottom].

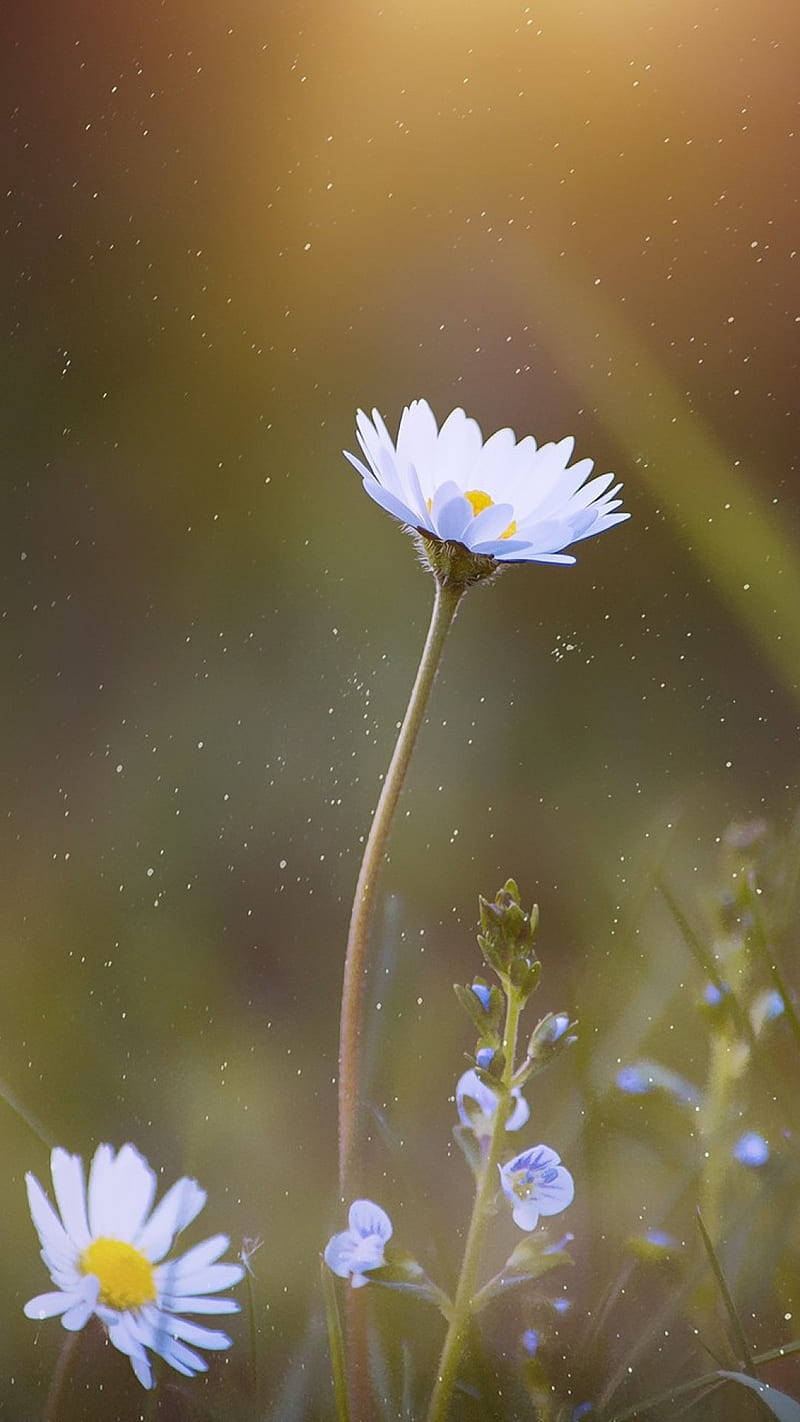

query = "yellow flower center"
[[464, 488, 493, 516], [465, 489, 517, 539], [80, 1238, 157, 1310]]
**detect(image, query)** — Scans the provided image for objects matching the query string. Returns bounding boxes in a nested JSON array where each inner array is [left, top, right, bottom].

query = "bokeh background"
[[2, 0, 799, 1416]]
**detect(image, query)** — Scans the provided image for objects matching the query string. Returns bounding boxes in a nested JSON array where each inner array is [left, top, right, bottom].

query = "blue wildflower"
[[733, 1132, 770, 1167], [499, 1145, 575, 1231], [616, 1059, 700, 1106], [324, 1200, 393, 1288], [522, 1328, 539, 1357], [456, 1069, 529, 1138]]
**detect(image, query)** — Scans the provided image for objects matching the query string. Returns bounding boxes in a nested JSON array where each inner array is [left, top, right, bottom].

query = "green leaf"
[[717, 1372, 800, 1420], [371, 1250, 452, 1318], [472, 1236, 572, 1312]]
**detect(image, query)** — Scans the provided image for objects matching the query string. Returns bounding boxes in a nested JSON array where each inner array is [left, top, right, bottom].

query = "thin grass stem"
[[322, 1260, 352, 1422], [695, 1206, 756, 1376]]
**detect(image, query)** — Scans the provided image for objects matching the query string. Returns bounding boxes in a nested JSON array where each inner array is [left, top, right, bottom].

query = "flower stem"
[[245, 1263, 259, 1405], [43, 1326, 83, 1422], [338, 577, 464, 1199], [426, 984, 523, 1422]]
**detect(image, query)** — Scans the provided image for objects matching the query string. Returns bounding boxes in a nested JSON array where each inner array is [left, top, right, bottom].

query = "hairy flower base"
[[413, 531, 502, 590]]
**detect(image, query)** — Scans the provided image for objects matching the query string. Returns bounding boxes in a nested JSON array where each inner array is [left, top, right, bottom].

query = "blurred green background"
[[3, 0, 799, 1416]]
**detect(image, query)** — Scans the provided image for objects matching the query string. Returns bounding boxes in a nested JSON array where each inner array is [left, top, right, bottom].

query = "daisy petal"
[[159, 1294, 240, 1315], [361, 479, 420, 528], [50, 1150, 90, 1252], [24, 1291, 79, 1320], [434, 493, 472, 542], [162, 1317, 233, 1350], [462, 502, 515, 548], [26, 1175, 73, 1263], [347, 402, 628, 568], [135, 1177, 207, 1262], [164, 1234, 231, 1277], [161, 1262, 245, 1297], [109, 1144, 157, 1242], [87, 1144, 117, 1238]]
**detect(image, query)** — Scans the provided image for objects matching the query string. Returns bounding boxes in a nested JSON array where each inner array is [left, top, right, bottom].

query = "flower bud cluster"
[[477, 878, 541, 996]]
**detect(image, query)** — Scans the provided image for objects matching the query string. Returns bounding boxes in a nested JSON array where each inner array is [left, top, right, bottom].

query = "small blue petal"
[[545, 1232, 574, 1254], [476, 1047, 495, 1069], [616, 1066, 650, 1095], [644, 1229, 676, 1248], [545, 1014, 571, 1043], [522, 1328, 539, 1357], [552, 1297, 571, 1314], [763, 989, 785, 1022], [733, 1132, 770, 1167], [471, 983, 492, 1012], [573, 1405, 594, 1420], [703, 982, 729, 1007]]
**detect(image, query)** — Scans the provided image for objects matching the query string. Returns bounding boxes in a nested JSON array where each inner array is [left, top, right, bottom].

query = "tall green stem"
[[337, 578, 464, 1199], [336, 577, 463, 1422], [426, 985, 523, 1422]]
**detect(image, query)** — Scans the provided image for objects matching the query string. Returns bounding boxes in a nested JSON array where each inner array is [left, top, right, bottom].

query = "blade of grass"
[[0, 1073, 54, 1149], [322, 1262, 351, 1422], [742, 871, 800, 1052], [695, 1207, 756, 1377], [609, 1341, 800, 1421]]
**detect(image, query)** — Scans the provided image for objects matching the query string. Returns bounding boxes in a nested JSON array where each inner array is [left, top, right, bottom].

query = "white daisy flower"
[[345, 399, 629, 566], [23, 1143, 245, 1390], [324, 1199, 392, 1288], [499, 1144, 575, 1231], [455, 1068, 530, 1139]]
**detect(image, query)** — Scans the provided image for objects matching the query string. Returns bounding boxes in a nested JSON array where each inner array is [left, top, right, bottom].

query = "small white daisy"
[[499, 1145, 575, 1231], [24, 1143, 245, 1390], [324, 1199, 392, 1288], [345, 399, 629, 565]]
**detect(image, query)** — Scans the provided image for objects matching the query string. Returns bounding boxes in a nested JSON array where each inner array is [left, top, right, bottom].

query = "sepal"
[[453, 1123, 483, 1179], [453, 980, 503, 1037]]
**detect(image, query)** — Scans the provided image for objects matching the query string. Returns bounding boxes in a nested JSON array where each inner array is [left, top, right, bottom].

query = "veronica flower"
[[733, 1131, 770, 1167], [324, 1200, 392, 1288], [752, 988, 785, 1032], [615, 1059, 700, 1107], [23, 1144, 244, 1390], [522, 1327, 540, 1357], [499, 1145, 575, 1231], [456, 1068, 529, 1138], [345, 400, 628, 566]]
